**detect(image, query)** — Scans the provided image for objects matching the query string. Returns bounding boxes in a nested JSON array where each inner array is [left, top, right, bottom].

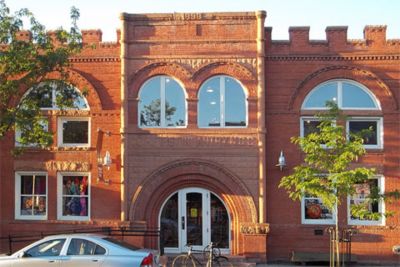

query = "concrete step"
[[161, 254, 258, 267]]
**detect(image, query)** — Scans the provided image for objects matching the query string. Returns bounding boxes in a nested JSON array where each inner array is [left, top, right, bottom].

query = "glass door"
[[160, 188, 230, 253], [181, 188, 209, 251]]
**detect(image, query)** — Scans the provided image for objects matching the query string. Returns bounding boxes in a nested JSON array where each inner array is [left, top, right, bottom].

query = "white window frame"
[[302, 79, 380, 110], [198, 75, 248, 128], [300, 117, 325, 138], [57, 172, 91, 221], [348, 176, 385, 226], [301, 196, 336, 225], [15, 172, 48, 220], [20, 82, 89, 111], [138, 75, 187, 128], [346, 117, 383, 149], [57, 117, 91, 148], [15, 118, 49, 147], [300, 117, 337, 149]]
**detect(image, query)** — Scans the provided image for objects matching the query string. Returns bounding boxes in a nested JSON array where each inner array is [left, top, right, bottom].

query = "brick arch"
[[129, 158, 258, 232], [289, 65, 398, 112], [14, 69, 103, 111], [45, 69, 103, 112], [192, 62, 257, 97], [128, 62, 192, 98]]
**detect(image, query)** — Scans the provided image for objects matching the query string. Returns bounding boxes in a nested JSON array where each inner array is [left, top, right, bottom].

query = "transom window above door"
[[139, 76, 187, 128], [198, 75, 247, 128], [302, 80, 380, 110]]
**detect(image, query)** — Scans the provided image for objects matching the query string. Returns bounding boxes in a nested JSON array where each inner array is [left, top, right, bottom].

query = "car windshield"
[[102, 237, 140, 251]]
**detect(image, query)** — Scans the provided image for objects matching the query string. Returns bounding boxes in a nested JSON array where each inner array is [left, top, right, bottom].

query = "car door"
[[60, 238, 106, 267], [12, 238, 66, 267]]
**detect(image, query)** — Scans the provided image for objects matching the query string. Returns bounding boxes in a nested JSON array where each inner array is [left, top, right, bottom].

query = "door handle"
[[48, 260, 55, 263], [92, 259, 99, 262], [181, 216, 185, 230]]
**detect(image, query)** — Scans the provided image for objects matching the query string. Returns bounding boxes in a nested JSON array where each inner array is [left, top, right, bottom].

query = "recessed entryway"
[[159, 187, 230, 253]]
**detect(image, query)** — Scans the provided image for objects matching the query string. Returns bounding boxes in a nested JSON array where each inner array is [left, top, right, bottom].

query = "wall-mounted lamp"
[[276, 150, 286, 171], [97, 151, 111, 184], [393, 245, 400, 255], [98, 151, 112, 170], [97, 128, 112, 184]]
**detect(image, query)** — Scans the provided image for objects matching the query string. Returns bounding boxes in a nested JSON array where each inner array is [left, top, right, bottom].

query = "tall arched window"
[[198, 75, 247, 128], [300, 79, 384, 226], [138, 76, 187, 128]]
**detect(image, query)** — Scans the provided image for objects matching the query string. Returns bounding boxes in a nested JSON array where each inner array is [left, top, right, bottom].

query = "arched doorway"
[[159, 187, 230, 253]]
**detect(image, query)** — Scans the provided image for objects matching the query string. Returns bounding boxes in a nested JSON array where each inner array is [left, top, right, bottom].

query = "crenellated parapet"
[[15, 30, 32, 42], [77, 29, 120, 59], [266, 25, 400, 55], [82, 29, 103, 44], [4, 29, 120, 60]]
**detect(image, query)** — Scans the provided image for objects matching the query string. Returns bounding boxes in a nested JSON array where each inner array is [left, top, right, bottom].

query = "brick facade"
[[0, 11, 399, 264]]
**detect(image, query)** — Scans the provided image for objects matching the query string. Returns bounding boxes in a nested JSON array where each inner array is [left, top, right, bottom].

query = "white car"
[[0, 233, 159, 267]]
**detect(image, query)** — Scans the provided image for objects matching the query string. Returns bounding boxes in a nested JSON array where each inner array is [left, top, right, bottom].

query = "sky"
[[5, 0, 400, 42]]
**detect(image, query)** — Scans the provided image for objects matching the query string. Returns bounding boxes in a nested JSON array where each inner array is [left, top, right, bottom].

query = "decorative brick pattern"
[[0, 11, 399, 265]]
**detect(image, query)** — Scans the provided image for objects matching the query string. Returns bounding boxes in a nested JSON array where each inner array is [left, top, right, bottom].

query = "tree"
[[279, 102, 381, 266], [0, 0, 82, 151], [140, 99, 179, 126]]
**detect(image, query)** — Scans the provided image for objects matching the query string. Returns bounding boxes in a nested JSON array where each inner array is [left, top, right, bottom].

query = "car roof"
[[42, 233, 107, 239]]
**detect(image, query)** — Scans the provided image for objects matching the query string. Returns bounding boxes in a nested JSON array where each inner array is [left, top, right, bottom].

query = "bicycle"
[[172, 242, 233, 267]]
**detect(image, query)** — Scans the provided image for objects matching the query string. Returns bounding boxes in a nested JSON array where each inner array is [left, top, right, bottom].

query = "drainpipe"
[[120, 13, 128, 222], [256, 11, 266, 224]]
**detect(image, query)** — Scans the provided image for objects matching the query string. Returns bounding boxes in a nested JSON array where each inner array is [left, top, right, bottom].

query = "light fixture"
[[97, 151, 111, 184], [393, 245, 400, 255], [276, 150, 286, 171], [103, 151, 112, 170], [97, 128, 112, 184]]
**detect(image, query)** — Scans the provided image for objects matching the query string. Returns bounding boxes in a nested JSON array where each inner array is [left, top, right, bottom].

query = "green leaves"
[[0, 1, 82, 153], [279, 103, 376, 213]]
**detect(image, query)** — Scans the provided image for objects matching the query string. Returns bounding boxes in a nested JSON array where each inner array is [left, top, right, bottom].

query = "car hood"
[[0, 255, 14, 260]]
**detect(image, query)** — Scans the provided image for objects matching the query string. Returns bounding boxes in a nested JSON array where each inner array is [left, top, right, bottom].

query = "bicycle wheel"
[[206, 256, 233, 267], [172, 254, 196, 267]]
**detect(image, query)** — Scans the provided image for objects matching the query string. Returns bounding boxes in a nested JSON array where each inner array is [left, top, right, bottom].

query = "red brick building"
[[1, 11, 399, 264]]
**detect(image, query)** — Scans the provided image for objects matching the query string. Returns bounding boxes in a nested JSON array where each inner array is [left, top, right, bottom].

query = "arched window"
[[302, 80, 380, 110], [22, 81, 89, 110], [138, 76, 186, 128], [300, 80, 384, 226], [16, 81, 90, 148], [301, 80, 382, 149], [198, 75, 247, 128]]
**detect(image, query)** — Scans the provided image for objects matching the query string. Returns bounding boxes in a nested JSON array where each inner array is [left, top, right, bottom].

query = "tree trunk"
[[335, 201, 340, 267]]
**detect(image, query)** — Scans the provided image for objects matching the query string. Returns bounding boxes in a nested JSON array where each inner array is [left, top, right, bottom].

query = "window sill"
[[15, 216, 48, 221], [348, 221, 385, 227], [129, 127, 259, 135], [56, 146, 91, 151]]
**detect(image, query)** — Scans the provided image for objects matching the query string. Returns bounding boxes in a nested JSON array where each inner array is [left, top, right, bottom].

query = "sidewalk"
[[255, 264, 400, 267], [256, 264, 325, 267]]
